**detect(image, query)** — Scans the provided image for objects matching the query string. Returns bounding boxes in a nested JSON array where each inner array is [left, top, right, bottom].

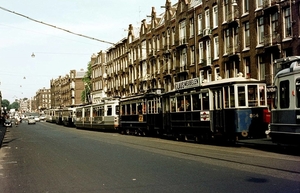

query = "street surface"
[[0, 121, 299, 193]]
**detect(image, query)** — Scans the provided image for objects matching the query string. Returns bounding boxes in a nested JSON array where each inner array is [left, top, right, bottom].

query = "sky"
[[0, 0, 166, 103]]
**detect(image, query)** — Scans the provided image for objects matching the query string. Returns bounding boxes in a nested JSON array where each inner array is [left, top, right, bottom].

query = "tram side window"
[[132, 103, 137, 114], [177, 96, 184, 111], [107, 105, 112, 116], [99, 107, 104, 116], [185, 95, 191, 111], [121, 105, 125, 115], [93, 108, 97, 117], [296, 80, 300, 108], [137, 103, 143, 114], [192, 94, 201, 110], [126, 104, 130, 115], [115, 105, 120, 115], [202, 92, 210, 110], [76, 110, 82, 118], [248, 85, 258, 107], [85, 109, 90, 117], [230, 86, 235, 107], [238, 86, 246, 107], [280, 80, 289, 108], [170, 97, 176, 112], [147, 101, 152, 114], [224, 87, 229, 108], [259, 85, 266, 106]]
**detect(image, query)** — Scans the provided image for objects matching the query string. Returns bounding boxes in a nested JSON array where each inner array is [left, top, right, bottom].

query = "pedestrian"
[[15, 116, 20, 127]]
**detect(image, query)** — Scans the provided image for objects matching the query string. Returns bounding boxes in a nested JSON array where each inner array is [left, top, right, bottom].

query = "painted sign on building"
[[175, 78, 200, 91]]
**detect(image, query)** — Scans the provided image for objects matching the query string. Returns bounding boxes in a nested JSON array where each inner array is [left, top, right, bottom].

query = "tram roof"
[[201, 76, 264, 88]]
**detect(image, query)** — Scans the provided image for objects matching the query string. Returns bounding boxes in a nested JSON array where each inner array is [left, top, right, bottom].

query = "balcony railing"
[[264, 33, 281, 46]]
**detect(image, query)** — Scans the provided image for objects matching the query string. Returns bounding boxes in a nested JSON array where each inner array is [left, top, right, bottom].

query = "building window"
[[207, 69, 212, 82], [225, 62, 230, 78], [198, 14, 203, 34], [257, 17, 264, 45], [179, 20, 186, 44], [190, 46, 195, 65], [213, 5, 218, 28], [206, 40, 211, 66], [215, 66, 220, 80], [244, 57, 250, 78], [189, 18, 194, 38], [271, 12, 278, 41], [180, 48, 187, 68], [258, 55, 265, 81], [205, 9, 210, 29], [224, 29, 230, 54], [200, 70, 205, 83], [223, 0, 229, 22], [233, 27, 239, 52], [243, 0, 249, 13], [213, 36, 219, 59], [172, 27, 175, 45], [283, 7, 292, 38], [244, 21, 250, 48], [199, 42, 203, 63], [256, 0, 263, 9]]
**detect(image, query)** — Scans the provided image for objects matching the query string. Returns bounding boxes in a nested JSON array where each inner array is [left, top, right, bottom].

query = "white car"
[[28, 116, 36, 124], [34, 116, 40, 122]]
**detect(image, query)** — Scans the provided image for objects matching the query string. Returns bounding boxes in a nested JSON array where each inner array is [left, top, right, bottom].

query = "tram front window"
[[238, 86, 246, 107], [248, 85, 258, 107], [296, 79, 300, 108], [107, 106, 112, 116], [192, 94, 201, 110], [202, 92, 209, 110], [259, 85, 266, 106]]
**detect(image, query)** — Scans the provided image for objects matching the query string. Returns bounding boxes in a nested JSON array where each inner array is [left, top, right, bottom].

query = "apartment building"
[[89, 0, 300, 108], [50, 69, 86, 108], [35, 87, 51, 111]]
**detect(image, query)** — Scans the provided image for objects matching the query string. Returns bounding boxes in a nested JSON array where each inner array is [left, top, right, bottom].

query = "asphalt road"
[[0, 122, 299, 193]]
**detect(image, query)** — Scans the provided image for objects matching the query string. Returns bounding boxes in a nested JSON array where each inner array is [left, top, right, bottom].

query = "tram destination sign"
[[175, 77, 200, 90]]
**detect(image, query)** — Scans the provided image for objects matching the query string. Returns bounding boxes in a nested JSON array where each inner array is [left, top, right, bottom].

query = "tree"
[[81, 61, 92, 103], [1, 99, 10, 110], [10, 101, 20, 110]]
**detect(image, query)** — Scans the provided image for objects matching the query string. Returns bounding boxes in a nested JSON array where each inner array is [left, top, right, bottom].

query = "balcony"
[[263, 0, 278, 8], [227, 9, 239, 24], [148, 50, 156, 57], [263, 0, 279, 13], [227, 45, 240, 56], [264, 33, 281, 47], [176, 37, 188, 47], [199, 58, 212, 67]]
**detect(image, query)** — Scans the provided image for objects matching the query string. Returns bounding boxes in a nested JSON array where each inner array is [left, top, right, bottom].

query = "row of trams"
[[44, 56, 300, 146]]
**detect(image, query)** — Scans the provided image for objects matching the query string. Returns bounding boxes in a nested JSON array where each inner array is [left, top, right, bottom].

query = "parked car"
[[28, 116, 36, 125], [4, 119, 12, 127], [39, 115, 45, 121], [34, 116, 40, 122]]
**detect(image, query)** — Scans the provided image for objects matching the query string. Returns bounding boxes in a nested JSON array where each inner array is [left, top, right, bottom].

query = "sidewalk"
[[0, 124, 7, 148]]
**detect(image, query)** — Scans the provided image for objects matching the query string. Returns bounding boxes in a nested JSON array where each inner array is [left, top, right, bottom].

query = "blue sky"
[[0, 0, 166, 103]]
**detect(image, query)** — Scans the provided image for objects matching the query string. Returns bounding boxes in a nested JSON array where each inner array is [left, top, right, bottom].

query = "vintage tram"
[[118, 88, 164, 136], [270, 56, 300, 145], [61, 107, 76, 127], [74, 98, 119, 131], [161, 75, 270, 142]]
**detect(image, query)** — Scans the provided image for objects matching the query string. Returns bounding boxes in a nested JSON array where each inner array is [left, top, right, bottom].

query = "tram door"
[[212, 89, 225, 134]]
